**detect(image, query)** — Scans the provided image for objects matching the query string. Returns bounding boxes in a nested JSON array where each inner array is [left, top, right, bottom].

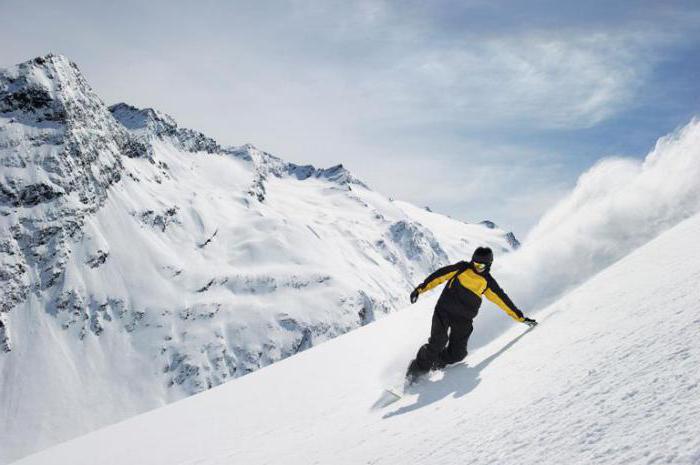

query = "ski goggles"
[[473, 262, 488, 271]]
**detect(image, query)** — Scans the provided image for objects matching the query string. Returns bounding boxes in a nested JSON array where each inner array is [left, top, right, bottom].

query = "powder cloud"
[[473, 118, 700, 343]]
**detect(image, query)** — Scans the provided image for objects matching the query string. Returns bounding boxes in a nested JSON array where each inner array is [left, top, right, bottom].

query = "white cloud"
[[374, 31, 659, 130]]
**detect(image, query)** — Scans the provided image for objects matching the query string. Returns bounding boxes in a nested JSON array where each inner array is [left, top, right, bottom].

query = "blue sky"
[[2, 0, 699, 236]]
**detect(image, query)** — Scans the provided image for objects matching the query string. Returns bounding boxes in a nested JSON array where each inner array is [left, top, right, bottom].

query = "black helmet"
[[471, 246, 493, 265]]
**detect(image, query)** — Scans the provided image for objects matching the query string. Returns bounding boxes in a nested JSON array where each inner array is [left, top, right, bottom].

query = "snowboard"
[[385, 386, 403, 401], [378, 376, 415, 406], [381, 360, 470, 405]]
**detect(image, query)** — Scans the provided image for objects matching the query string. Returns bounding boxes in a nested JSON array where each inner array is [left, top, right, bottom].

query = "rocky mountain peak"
[[109, 102, 219, 154], [229, 144, 365, 187], [479, 220, 520, 249], [109, 102, 177, 132], [1, 54, 103, 124], [0, 55, 145, 209], [0, 55, 140, 325]]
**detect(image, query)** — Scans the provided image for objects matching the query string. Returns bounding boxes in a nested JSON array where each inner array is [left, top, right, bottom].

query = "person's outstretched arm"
[[410, 261, 466, 302], [483, 275, 532, 324]]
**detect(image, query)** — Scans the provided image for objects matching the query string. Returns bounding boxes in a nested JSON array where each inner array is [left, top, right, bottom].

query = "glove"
[[410, 288, 420, 304], [522, 317, 538, 327]]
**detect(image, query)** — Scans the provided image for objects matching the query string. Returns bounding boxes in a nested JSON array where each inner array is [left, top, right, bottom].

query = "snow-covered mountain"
[[14, 200, 700, 465], [0, 55, 519, 463]]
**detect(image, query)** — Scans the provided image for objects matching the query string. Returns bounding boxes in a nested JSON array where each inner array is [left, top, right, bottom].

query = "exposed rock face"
[[480, 220, 520, 249], [0, 54, 144, 326], [389, 220, 449, 270], [504, 231, 521, 249], [0, 55, 147, 207], [109, 102, 220, 154], [227, 144, 367, 202], [0, 316, 10, 352]]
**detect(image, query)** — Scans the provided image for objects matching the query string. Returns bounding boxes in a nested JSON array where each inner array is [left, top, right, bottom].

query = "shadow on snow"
[[382, 326, 535, 419]]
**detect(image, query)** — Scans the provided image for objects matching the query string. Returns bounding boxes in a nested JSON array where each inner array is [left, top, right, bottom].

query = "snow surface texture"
[[0, 55, 518, 463], [15, 205, 700, 465]]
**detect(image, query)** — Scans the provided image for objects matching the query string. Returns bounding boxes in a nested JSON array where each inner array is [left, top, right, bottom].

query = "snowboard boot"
[[432, 360, 465, 372], [432, 359, 448, 371], [405, 359, 427, 387]]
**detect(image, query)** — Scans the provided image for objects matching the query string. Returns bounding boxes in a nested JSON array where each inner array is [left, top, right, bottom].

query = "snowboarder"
[[405, 246, 537, 384]]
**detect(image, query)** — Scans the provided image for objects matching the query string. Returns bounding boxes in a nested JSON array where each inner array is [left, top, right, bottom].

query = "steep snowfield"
[[15, 208, 700, 465], [0, 55, 517, 463]]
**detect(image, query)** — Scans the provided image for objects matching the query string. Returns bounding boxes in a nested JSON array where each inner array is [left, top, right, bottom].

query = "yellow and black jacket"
[[416, 261, 524, 322]]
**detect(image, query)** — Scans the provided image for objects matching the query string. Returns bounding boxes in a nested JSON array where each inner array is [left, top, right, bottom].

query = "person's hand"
[[522, 317, 538, 327], [410, 288, 420, 304]]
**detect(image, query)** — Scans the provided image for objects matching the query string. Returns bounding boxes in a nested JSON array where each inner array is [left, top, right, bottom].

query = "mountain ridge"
[[0, 54, 519, 464]]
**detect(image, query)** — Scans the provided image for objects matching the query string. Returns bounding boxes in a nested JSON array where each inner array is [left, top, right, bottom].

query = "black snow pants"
[[415, 308, 473, 372]]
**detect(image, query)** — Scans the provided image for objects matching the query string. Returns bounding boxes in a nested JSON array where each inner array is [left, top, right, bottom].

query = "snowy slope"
[[15, 205, 700, 465], [0, 55, 518, 463]]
